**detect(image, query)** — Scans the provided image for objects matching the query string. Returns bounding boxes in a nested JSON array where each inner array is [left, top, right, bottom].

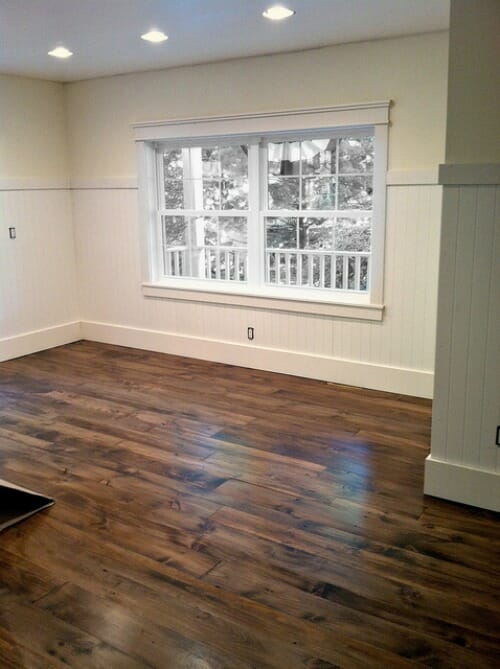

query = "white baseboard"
[[424, 455, 500, 512], [81, 320, 433, 398], [0, 322, 81, 362]]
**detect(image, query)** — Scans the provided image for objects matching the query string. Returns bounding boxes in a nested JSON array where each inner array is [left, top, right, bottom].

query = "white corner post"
[[424, 0, 500, 511]]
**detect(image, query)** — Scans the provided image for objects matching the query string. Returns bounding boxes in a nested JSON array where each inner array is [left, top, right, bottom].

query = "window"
[[264, 135, 373, 292], [136, 104, 389, 320], [159, 145, 250, 282]]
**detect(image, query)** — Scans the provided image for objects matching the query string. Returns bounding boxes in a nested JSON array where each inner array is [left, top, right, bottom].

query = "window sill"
[[142, 282, 384, 321]]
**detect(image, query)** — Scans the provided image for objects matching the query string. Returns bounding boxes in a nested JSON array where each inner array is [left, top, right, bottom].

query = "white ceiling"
[[0, 0, 450, 83]]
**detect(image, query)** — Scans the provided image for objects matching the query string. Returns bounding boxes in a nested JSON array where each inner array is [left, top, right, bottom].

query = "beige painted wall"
[[0, 74, 69, 179], [65, 32, 449, 179], [0, 74, 78, 347], [445, 0, 500, 164]]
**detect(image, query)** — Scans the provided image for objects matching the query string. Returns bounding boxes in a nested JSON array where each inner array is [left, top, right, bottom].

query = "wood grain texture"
[[0, 341, 499, 668]]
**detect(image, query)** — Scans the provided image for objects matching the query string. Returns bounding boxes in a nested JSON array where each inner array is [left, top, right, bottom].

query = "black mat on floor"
[[0, 479, 54, 532]]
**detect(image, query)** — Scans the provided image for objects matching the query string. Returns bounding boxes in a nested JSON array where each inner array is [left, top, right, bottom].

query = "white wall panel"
[[0, 189, 79, 341], [431, 185, 499, 467], [426, 184, 500, 511], [72, 184, 441, 395]]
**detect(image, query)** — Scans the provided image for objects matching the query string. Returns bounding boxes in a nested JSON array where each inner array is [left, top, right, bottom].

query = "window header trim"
[[133, 101, 391, 143]]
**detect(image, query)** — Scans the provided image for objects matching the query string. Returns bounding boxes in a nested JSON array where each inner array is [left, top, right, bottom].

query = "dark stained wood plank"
[[0, 340, 499, 668], [0, 595, 152, 669], [204, 558, 498, 668]]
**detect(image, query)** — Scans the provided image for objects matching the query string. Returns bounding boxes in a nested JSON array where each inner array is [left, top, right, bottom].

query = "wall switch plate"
[[8, 227, 16, 239], [247, 326, 254, 341]]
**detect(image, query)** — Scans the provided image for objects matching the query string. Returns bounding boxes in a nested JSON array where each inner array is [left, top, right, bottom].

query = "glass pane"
[[338, 176, 373, 210], [360, 257, 369, 291], [289, 254, 298, 285], [269, 252, 296, 286], [334, 216, 371, 252], [302, 177, 336, 209], [203, 180, 221, 210], [220, 145, 248, 179], [202, 216, 217, 246], [202, 148, 221, 177], [268, 177, 300, 209], [187, 247, 204, 279], [325, 255, 333, 289], [265, 217, 297, 249], [165, 180, 184, 208], [163, 149, 183, 179], [335, 256, 344, 289], [163, 216, 187, 247], [206, 248, 217, 279], [268, 141, 300, 176], [300, 255, 312, 286], [338, 137, 374, 174], [348, 256, 356, 290], [239, 252, 247, 281], [299, 217, 334, 249], [312, 256, 321, 287], [302, 139, 336, 175], [221, 179, 248, 210], [219, 217, 247, 246]]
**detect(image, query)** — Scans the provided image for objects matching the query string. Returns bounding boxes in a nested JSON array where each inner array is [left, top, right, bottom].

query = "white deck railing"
[[164, 246, 369, 291], [164, 246, 248, 281], [265, 249, 369, 291]]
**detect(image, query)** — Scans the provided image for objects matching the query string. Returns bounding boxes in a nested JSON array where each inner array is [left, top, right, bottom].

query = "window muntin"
[[157, 132, 377, 295]]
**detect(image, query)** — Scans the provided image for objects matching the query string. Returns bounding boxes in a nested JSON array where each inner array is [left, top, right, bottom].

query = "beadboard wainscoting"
[[0, 186, 80, 361], [72, 182, 442, 397], [426, 181, 500, 511]]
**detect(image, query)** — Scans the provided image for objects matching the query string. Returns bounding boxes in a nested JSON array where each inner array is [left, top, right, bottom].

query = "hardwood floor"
[[0, 341, 498, 668]]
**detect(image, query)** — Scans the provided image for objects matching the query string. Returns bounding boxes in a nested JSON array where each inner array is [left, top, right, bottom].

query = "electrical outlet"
[[8, 227, 16, 239], [247, 326, 254, 341]]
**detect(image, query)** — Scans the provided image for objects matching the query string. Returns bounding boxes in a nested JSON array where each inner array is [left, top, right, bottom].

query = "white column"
[[424, 0, 500, 511]]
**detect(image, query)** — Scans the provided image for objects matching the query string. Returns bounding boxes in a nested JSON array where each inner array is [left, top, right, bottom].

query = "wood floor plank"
[[0, 340, 499, 668], [204, 558, 498, 668], [1, 595, 152, 669]]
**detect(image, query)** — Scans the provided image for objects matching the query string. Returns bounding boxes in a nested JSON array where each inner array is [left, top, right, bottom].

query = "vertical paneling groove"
[[430, 187, 460, 461], [446, 187, 478, 464], [430, 184, 499, 479], [495, 187, 500, 474], [0, 189, 79, 340], [424, 188, 440, 370], [480, 185, 500, 473], [463, 187, 496, 467]]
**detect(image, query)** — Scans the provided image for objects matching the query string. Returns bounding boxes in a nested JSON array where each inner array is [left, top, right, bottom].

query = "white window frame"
[[135, 102, 389, 321]]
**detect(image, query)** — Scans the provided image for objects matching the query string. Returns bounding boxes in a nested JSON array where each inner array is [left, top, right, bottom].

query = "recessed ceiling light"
[[263, 6, 295, 20], [48, 46, 73, 59], [141, 30, 168, 43]]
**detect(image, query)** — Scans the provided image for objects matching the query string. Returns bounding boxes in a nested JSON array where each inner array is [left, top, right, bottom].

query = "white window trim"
[[135, 102, 390, 321]]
